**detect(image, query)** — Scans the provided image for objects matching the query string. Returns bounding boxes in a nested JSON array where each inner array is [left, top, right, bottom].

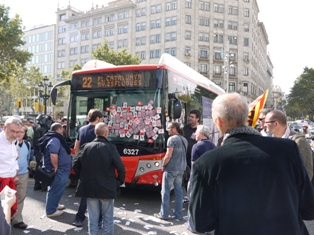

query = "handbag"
[[178, 136, 190, 188], [36, 166, 55, 186]]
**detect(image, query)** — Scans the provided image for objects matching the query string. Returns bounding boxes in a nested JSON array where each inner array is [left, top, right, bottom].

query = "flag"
[[248, 89, 269, 127]]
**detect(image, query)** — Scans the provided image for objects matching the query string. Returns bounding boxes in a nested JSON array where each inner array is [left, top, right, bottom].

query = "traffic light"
[[35, 102, 40, 112], [17, 98, 22, 108]]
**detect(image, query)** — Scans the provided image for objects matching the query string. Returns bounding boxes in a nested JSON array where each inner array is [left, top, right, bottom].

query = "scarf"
[[38, 131, 71, 154], [221, 126, 261, 146]]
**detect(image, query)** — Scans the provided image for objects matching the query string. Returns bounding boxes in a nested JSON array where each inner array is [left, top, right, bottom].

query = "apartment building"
[[54, 0, 273, 103], [23, 24, 56, 78]]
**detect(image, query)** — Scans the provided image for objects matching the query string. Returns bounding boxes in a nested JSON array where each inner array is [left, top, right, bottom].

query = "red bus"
[[51, 54, 225, 189]]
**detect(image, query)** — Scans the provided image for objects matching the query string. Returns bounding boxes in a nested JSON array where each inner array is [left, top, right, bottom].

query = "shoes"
[[154, 213, 168, 220], [47, 210, 64, 218], [57, 204, 65, 210], [13, 222, 28, 229], [72, 219, 83, 227], [34, 186, 41, 191], [183, 196, 189, 204]]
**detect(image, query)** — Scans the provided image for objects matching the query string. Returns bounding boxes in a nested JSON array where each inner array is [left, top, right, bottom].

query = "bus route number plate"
[[123, 148, 139, 155]]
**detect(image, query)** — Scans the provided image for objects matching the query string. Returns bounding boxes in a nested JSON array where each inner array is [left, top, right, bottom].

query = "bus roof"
[[73, 54, 225, 96]]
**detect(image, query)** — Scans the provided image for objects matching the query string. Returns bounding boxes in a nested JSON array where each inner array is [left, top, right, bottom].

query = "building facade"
[[52, 0, 273, 114], [23, 24, 56, 78]]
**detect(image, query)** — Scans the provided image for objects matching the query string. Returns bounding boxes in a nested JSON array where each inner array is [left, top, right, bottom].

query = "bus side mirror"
[[173, 99, 182, 119], [50, 88, 57, 105]]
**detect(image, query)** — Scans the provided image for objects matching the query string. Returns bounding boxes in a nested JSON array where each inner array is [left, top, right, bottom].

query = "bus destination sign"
[[72, 71, 152, 90]]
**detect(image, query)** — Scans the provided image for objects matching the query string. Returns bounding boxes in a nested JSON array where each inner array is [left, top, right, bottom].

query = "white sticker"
[[153, 127, 159, 133], [156, 107, 162, 113], [133, 135, 139, 140], [126, 132, 131, 138], [140, 135, 144, 141], [136, 106, 141, 111], [158, 129, 164, 134], [120, 133, 125, 138], [147, 103, 153, 110], [155, 114, 160, 120], [123, 102, 127, 108], [117, 107, 122, 112], [152, 134, 158, 140], [130, 107, 135, 112]]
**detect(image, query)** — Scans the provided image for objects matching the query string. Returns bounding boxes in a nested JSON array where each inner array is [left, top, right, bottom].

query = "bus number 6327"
[[123, 148, 139, 155]]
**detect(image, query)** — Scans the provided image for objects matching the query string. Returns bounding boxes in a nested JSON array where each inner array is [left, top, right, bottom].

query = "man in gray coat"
[[73, 123, 125, 235]]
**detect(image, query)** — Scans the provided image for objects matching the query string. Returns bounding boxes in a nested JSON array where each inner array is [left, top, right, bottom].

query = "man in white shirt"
[[0, 116, 22, 218]]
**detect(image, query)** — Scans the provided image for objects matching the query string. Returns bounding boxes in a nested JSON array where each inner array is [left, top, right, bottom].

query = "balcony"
[[213, 56, 223, 62], [199, 55, 209, 61], [213, 72, 222, 77], [199, 70, 208, 75]]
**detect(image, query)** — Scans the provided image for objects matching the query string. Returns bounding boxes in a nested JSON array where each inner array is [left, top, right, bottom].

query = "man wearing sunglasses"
[[257, 108, 271, 136], [265, 110, 313, 181]]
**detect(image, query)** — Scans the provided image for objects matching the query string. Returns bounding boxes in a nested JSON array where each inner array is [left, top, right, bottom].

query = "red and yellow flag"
[[248, 89, 269, 127]]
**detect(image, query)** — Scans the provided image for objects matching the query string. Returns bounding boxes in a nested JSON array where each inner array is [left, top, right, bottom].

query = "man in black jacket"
[[189, 93, 314, 235], [73, 123, 125, 235]]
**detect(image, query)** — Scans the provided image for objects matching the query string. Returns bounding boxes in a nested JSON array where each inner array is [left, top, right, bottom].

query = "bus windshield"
[[68, 88, 166, 154]]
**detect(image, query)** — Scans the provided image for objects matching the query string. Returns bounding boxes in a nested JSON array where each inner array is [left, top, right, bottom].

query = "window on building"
[[124, 26, 128, 33], [200, 64, 208, 73], [244, 9, 250, 17], [244, 23, 249, 32], [141, 52, 146, 59], [156, 49, 161, 58], [186, 0, 192, 8], [136, 9, 141, 17], [165, 48, 170, 54], [200, 50, 208, 58], [243, 83, 248, 94], [141, 22, 146, 30], [171, 48, 176, 56], [214, 65, 221, 74], [150, 35, 155, 43], [243, 67, 249, 76], [165, 33, 170, 41], [171, 32, 176, 40], [156, 4, 162, 12], [136, 23, 141, 31], [60, 14, 66, 20], [118, 40, 123, 48], [166, 17, 171, 26], [185, 47, 191, 55], [142, 8, 146, 16], [136, 38, 140, 46], [151, 20, 155, 28], [229, 82, 236, 91], [156, 20, 161, 28], [185, 31, 191, 40], [199, 33, 204, 41], [166, 2, 171, 11], [186, 15, 191, 24], [243, 53, 249, 61], [244, 38, 249, 46], [156, 34, 161, 42], [172, 1, 177, 9], [172, 16, 177, 25], [150, 50, 155, 58], [141, 36, 146, 45]]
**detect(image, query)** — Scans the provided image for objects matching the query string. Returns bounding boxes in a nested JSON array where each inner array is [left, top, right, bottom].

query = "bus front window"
[[69, 89, 165, 153]]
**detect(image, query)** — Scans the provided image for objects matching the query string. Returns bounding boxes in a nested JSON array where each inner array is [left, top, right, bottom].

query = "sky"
[[2, 0, 314, 94]]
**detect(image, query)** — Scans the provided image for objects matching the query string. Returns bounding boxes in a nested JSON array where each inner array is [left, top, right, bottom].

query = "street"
[[11, 178, 314, 235], [11, 178, 195, 235]]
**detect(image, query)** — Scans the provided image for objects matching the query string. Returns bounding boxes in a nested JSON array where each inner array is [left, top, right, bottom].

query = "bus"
[[51, 54, 225, 189]]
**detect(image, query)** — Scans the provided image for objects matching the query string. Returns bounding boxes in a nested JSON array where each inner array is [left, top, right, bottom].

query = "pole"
[[225, 41, 230, 93]]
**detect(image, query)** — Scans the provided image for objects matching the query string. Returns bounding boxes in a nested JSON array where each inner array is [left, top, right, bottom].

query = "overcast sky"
[[2, 0, 314, 94]]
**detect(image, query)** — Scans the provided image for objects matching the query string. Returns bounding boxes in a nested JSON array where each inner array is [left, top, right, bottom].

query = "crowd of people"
[[1, 92, 314, 235]]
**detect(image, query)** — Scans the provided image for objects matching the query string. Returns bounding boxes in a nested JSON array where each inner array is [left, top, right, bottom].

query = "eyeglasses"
[[265, 120, 277, 124], [258, 118, 265, 121], [8, 129, 24, 134]]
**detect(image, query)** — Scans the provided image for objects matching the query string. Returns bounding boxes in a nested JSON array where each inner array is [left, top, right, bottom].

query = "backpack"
[[24, 140, 31, 151]]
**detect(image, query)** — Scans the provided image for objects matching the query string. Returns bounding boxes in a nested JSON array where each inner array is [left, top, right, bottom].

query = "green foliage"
[[93, 40, 142, 65], [0, 5, 32, 82], [286, 67, 314, 120], [61, 64, 82, 79]]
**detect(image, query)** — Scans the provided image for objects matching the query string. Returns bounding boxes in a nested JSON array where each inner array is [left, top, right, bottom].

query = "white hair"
[[212, 93, 248, 126]]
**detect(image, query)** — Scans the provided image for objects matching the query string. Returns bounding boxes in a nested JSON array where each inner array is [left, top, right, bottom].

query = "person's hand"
[[14, 176, 20, 184]]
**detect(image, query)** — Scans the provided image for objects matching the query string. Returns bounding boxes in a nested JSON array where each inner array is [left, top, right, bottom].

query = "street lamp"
[[38, 76, 53, 115], [222, 41, 235, 93]]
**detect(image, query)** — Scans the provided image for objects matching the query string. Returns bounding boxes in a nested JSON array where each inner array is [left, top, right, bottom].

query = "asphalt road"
[[11, 178, 197, 235], [11, 178, 314, 235]]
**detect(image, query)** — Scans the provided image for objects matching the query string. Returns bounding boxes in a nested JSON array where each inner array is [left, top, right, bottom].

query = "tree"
[[93, 40, 142, 65], [287, 67, 314, 120], [0, 5, 32, 82]]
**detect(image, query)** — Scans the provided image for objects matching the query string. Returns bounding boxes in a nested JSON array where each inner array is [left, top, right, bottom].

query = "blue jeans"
[[46, 169, 70, 214], [160, 170, 184, 219], [86, 198, 114, 235]]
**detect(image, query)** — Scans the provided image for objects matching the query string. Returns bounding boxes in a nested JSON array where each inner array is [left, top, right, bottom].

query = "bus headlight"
[[154, 162, 160, 167], [139, 167, 145, 172], [146, 163, 151, 168]]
